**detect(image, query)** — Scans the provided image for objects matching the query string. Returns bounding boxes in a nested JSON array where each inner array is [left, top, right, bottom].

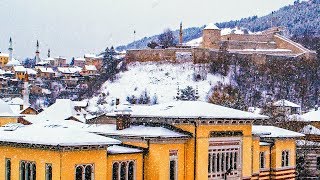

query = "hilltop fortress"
[[126, 24, 317, 64]]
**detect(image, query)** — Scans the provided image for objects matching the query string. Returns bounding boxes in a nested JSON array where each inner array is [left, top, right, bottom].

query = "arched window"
[[45, 164, 52, 180], [128, 161, 135, 180], [20, 161, 25, 180], [112, 163, 119, 180], [25, 162, 31, 180], [75, 166, 83, 180], [5, 159, 11, 180], [84, 165, 93, 180], [75, 164, 94, 180], [120, 162, 126, 180], [32, 163, 36, 180]]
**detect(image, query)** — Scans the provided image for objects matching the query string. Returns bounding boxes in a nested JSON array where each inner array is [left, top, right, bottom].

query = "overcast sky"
[[0, 0, 296, 60]]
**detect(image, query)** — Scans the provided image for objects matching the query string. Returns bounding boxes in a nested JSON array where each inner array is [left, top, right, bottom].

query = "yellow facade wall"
[[252, 138, 260, 177], [0, 117, 18, 126], [107, 153, 143, 180], [176, 123, 253, 179], [0, 146, 109, 180], [144, 142, 185, 180]]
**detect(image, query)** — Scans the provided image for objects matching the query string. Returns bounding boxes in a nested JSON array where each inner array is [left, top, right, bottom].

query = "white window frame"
[[259, 152, 266, 169], [169, 150, 178, 180], [281, 150, 290, 167], [208, 137, 242, 179], [112, 160, 136, 180]]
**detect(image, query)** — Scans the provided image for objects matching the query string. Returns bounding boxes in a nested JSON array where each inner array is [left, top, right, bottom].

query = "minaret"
[[179, 22, 183, 45], [35, 40, 40, 64], [8, 37, 13, 61], [23, 73, 30, 109], [47, 49, 51, 58]]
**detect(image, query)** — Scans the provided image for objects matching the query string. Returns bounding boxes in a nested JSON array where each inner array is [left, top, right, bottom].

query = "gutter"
[[193, 120, 198, 180]]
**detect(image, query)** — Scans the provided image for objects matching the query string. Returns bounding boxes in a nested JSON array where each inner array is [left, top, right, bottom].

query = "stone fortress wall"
[[125, 26, 317, 65]]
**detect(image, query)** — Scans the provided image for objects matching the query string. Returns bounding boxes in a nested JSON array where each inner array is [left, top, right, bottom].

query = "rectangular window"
[[317, 157, 320, 170], [5, 158, 11, 180], [281, 150, 290, 167], [208, 137, 241, 179], [260, 152, 265, 169], [169, 150, 178, 180]]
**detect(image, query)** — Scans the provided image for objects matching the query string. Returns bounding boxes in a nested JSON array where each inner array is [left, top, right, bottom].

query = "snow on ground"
[[87, 62, 229, 113]]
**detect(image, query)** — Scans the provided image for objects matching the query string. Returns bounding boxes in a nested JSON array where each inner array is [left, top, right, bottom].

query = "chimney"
[[115, 104, 132, 130]]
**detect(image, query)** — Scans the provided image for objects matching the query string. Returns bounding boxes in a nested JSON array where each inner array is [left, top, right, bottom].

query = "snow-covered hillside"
[[87, 62, 229, 113]]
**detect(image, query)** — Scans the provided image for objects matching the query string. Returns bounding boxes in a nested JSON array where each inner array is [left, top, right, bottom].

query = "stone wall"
[[126, 48, 193, 63], [225, 40, 277, 50], [221, 34, 274, 42]]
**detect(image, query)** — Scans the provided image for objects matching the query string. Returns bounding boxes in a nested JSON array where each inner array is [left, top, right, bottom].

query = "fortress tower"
[[202, 23, 221, 49]]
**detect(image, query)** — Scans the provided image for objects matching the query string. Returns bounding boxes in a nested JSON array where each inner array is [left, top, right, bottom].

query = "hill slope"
[[116, 0, 320, 51]]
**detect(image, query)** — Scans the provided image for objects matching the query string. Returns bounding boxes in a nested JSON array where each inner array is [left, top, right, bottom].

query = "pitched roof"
[[273, 99, 300, 108], [0, 123, 120, 146], [107, 145, 143, 154], [0, 99, 20, 117], [299, 125, 320, 135], [108, 101, 268, 120], [300, 109, 320, 122], [204, 23, 220, 30], [252, 125, 304, 138], [24, 99, 87, 123], [85, 65, 97, 71]]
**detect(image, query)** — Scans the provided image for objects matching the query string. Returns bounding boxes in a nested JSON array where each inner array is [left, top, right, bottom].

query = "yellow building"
[[0, 100, 304, 180], [0, 53, 9, 68]]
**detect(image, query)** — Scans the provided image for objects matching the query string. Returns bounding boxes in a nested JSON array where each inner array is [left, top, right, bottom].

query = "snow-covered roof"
[[8, 97, 23, 105], [273, 99, 300, 108], [0, 123, 120, 146], [13, 66, 26, 72], [73, 100, 88, 107], [296, 140, 320, 147], [0, 99, 20, 117], [252, 125, 304, 138], [204, 23, 220, 30], [107, 145, 143, 154], [36, 61, 49, 65], [83, 124, 189, 138], [84, 54, 97, 58], [75, 57, 85, 61], [57, 67, 81, 74], [108, 101, 268, 120], [5, 59, 21, 66], [0, 53, 9, 57], [26, 68, 37, 75], [259, 142, 270, 146], [299, 125, 320, 135], [85, 65, 97, 71], [300, 109, 320, 122], [24, 99, 87, 124], [38, 67, 54, 73]]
